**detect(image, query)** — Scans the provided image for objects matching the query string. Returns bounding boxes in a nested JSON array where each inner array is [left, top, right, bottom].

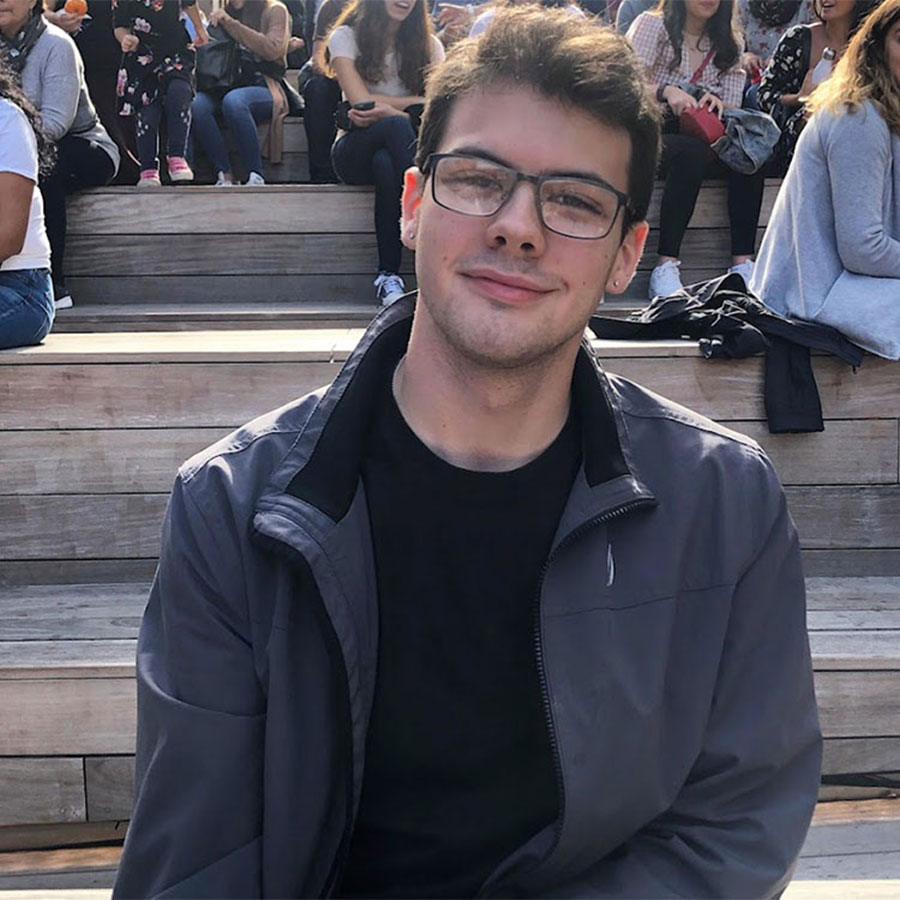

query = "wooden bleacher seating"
[[0, 178, 898, 885]]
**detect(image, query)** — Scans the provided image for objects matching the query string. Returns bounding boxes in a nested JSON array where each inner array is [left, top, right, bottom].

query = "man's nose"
[[484, 180, 547, 254]]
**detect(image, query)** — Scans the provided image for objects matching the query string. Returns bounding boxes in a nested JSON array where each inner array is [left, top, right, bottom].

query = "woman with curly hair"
[[0, 54, 55, 349], [628, 0, 766, 298], [751, 0, 900, 358], [323, 0, 444, 306]]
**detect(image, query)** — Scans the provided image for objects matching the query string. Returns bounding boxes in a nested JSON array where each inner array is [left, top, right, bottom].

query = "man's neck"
[[393, 340, 575, 474]]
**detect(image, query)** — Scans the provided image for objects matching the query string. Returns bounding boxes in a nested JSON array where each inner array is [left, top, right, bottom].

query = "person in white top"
[[0, 56, 54, 350], [323, 0, 445, 306]]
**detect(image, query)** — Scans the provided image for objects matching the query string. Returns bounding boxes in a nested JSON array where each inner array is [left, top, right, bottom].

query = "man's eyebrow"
[[449, 145, 609, 183]]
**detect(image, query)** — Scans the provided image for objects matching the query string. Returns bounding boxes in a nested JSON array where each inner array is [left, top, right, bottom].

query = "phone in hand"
[[352, 101, 375, 111]]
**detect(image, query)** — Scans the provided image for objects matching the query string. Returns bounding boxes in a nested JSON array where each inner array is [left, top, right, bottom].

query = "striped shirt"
[[626, 11, 746, 109]]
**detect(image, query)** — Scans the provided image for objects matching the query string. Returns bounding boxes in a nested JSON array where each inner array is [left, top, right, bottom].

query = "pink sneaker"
[[167, 156, 193, 183], [137, 169, 161, 188]]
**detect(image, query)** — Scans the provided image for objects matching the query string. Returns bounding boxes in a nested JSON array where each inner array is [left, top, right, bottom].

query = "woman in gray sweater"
[[0, 0, 119, 309], [751, 0, 900, 359]]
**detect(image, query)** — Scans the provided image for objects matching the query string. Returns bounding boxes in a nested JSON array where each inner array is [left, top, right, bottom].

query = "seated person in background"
[[615, 0, 653, 34], [112, 9, 820, 899], [112, 0, 208, 187], [191, 0, 290, 186], [301, 0, 351, 183], [43, 0, 140, 184], [737, 0, 813, 107], [325, 0, 444, 306], [468, 0, 584, 38], [628, 0, 764, 298], [0, 56, 54, 350], [757, 0, 876, 172], [0, 0, 119, 311], [752, 0, 900, 359]]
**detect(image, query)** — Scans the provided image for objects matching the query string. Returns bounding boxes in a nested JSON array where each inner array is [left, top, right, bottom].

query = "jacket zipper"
[[519, 497, 655, 892]]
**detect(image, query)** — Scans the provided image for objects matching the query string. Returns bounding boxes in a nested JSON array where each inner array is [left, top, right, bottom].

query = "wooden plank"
[[0, 641, 136, 680], [0, 820, 126, 853], [807, 578, 900, 611], [809, 631, 900, 670], [0, 495, 167, 560], [85, 758, 134, 823], [785, 883, 900, 899], [0, 760, 85, 827], [816, 671, 900, 738], [65, 234, 415, 277], [0, 560, 157, 589], [808, 610, 900, 630], [722, 420, 899, 486], [823, 738, 900, 776], [787, 486, 900, 550], [0, 869, 116, 889], [804, 550, 900, 578], [0, 584, 148, 640], [63, 273, 388, 306], [0, 679, 135, 755], [0, 845, 122, 875], [793, 851, 900, 879], [801, 800, 900, 858], [0, 428, 227, 495], [0, 362, 337, 429]]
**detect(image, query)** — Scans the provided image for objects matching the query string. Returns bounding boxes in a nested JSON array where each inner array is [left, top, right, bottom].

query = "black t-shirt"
[[338, 380, 581, 898]]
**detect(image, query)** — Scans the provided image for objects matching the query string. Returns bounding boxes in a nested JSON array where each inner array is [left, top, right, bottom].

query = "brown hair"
[[416, 6, 661, 227], [807, 0, 900, 134], [318, 0, 433, 96]]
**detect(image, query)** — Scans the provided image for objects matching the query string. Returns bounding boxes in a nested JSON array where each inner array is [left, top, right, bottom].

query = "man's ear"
[[605, 219, 649, 296], [401, 167, 425, 251]]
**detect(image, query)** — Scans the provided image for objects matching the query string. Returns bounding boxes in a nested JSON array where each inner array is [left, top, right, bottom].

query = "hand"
[[192, 26, 209, 47], [663, 85, 698, 116], [120, 33, 139, 52], [46, 9, 85, 34], [436, 2, 471, 28], [698, 91, 725, 119], [288, 35, 305, 54], [207, 8, 231, 27], [348, 100, 401, 128], [742, 51, 764, 74]]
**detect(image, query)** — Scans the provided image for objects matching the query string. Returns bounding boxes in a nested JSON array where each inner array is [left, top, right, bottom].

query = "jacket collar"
[[257, 294, 655, 531]]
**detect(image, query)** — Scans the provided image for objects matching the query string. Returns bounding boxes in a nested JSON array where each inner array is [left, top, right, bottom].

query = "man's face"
[[401, 84, 647, 372]]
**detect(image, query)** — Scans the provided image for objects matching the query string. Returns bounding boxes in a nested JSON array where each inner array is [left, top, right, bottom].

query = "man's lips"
[[461, 268, 556, 303]]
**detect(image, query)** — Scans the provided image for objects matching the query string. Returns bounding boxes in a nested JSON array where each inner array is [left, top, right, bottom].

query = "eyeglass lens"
[[433, 155, 622, 239]]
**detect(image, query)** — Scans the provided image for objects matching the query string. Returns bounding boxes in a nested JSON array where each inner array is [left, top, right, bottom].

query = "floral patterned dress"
[[113, 0, 197, 116]]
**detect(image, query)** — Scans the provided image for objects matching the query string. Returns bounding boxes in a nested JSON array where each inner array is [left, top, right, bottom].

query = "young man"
[[113, 8, 821, 898]]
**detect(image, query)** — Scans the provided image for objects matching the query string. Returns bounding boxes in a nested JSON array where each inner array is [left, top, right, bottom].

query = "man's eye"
[[546, 189, 608, 216], [446, 172, 504, 191]]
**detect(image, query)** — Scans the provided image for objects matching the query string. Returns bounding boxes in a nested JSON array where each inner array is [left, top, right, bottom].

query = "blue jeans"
[[190, 86, 273, 177], [0, 268, 54, 350]]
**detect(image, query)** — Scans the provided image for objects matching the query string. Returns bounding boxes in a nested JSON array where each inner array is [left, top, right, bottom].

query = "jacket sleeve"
[[826, 106, 900, 277], [37, 34, 82, 140], [112, 473, 266, 900], [224, 4, 290, 62], [546, 464, 823, 899]]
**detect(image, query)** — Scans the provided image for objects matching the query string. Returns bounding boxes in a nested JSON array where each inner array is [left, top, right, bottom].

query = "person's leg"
[[0, 268, 55, 350], [726, 167, 765, 260], [189, 90, 232, 176], [163, 77, 193, 160], [220, 86, 274, 180], [656, 133, 711, 260], [135, 100, 163, 172], [302, 74, 341, 182]]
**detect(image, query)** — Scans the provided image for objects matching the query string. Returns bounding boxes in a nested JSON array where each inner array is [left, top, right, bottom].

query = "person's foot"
[[137, 169, 162, 188], [374, 272, 406, 307], [167, 156, 194, 183], [648, 259, 683, 299], [215, 171, 235, 187], [53, 282, 73, 309], [245, 171, 265, 186], [727, 259, 755, 287]]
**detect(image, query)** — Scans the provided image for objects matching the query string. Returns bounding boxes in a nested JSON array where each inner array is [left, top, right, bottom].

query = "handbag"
[[195, 24, 241, 94], [678, 48, 725, 145]]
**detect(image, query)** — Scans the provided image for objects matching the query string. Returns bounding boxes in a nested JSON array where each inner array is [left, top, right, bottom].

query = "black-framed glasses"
[[422, 152, 634, 240]]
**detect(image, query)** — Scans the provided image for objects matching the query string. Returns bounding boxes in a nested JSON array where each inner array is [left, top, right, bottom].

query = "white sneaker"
[[54, 292, 73, 310], [215, 171, 235, 187], [374, 272, 406, 307], [727, 259, 755, 287], [648, 259, 683, 299], [245, 171, 265, 186]]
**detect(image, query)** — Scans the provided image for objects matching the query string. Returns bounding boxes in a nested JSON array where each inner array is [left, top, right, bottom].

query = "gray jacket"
[[113, 298, 822, 899]]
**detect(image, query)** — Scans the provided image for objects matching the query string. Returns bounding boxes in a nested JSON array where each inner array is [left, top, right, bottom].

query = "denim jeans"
[[0, 268, 54, 350], [190, 86, 273, 177], [332, 115, 417, 273]]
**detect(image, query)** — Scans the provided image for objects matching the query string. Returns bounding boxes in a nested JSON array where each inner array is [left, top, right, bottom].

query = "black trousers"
[[40, 134, 116, 288], [302, 74, 341, 183], [658, 132, 764, 259]]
